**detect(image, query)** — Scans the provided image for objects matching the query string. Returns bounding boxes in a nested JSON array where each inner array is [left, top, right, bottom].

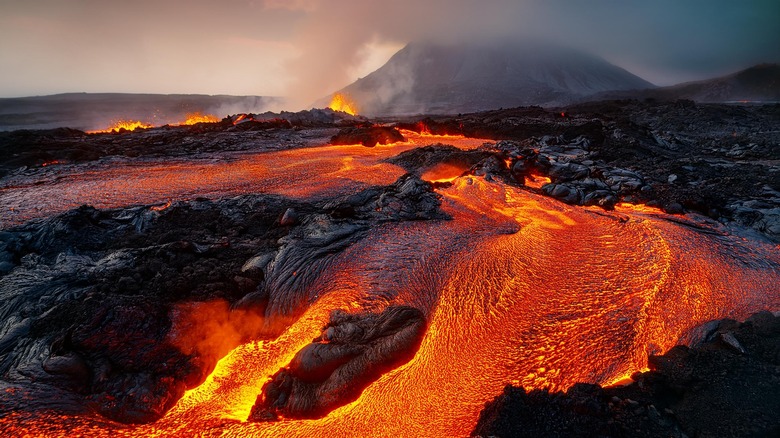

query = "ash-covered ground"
[[0, 100, 778, 437]]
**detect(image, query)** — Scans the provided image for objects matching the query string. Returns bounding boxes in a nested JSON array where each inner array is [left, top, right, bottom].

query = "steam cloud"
[[167, 300, 269, 374]]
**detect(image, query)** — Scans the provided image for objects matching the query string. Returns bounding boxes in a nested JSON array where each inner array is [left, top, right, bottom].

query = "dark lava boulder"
[[330, 126, 406, 147], [230, 117, 292, 131], [248, 305, 426, 421], [385, 144, 491, 176]]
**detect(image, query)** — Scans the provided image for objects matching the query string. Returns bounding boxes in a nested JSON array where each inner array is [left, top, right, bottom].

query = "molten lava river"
[[1, 132, 779, 436]]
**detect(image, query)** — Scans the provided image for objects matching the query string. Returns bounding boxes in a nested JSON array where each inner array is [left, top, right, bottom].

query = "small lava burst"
[[88, 120, 153, 134], [180, 112, 219, 125], [328, 93, 358, 115]]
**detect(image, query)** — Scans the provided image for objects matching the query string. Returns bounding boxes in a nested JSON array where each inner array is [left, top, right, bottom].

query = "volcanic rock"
[[548, 162, 590, 181], [228, 117, 292, 131], [663, 202, 685, 215], [385, 143, 492, 176], [280, 208, 299, 226], [542, 183, 582, 204], [330, 126, 406, 147]]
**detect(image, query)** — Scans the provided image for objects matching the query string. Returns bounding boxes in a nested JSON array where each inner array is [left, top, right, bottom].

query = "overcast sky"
[[1, 0, 778, 106]]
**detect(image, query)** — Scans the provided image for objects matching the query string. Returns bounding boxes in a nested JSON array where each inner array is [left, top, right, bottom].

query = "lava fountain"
[[0, 133, 778, 437], [328, 93, 358, 115]]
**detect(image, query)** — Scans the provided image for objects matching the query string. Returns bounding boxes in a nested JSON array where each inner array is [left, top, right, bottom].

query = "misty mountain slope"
[[330, 41, 654, 115], [592, 63, 780, 102]]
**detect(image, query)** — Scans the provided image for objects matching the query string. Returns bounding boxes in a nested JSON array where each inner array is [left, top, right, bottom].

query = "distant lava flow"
[[1, 133, 779, 436], [0, 132, 484, 226], [85, 113, 218, 134]]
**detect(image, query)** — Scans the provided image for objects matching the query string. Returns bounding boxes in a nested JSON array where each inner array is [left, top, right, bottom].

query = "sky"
[[1, 0, 778, 107]]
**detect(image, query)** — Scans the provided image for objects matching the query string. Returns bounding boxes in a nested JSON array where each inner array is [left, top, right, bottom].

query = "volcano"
[[326, 40, 654, 115]]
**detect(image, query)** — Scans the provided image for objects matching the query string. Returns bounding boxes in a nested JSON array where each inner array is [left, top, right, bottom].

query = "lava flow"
[[328, 93, 358, 115], [0, 133, 778, 437], [0, 132, 485, 226]]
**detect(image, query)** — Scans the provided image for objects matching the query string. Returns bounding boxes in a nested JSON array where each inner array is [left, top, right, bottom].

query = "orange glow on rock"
[[524, 173, 552, 189], [328, 93, 358, 115], [398, 128, 466, 141], [149, 201, 172, 211], [421, 162, 467, 183], [406, 121, 465, 139], [605, 367, 650, 387]]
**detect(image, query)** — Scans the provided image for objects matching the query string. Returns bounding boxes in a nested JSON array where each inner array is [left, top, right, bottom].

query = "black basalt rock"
[[330, 126, 406, 147]]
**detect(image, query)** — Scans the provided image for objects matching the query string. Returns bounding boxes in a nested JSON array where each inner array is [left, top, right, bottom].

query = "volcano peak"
[[328, 40, 653, 116]]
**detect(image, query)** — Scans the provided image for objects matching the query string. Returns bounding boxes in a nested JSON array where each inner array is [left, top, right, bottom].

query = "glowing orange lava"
[[149, 201, 172, 211], [87, 120, 153, 134], [328, 93, 358, 115], [405, 121, 465, 138], [0, 132, 485, 226], [1, 132, 778, 437], [420, 162, 467, 183], [180, 112, 220, 125], [524, 173, 552, 189], [614, 202, 666, 215]]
